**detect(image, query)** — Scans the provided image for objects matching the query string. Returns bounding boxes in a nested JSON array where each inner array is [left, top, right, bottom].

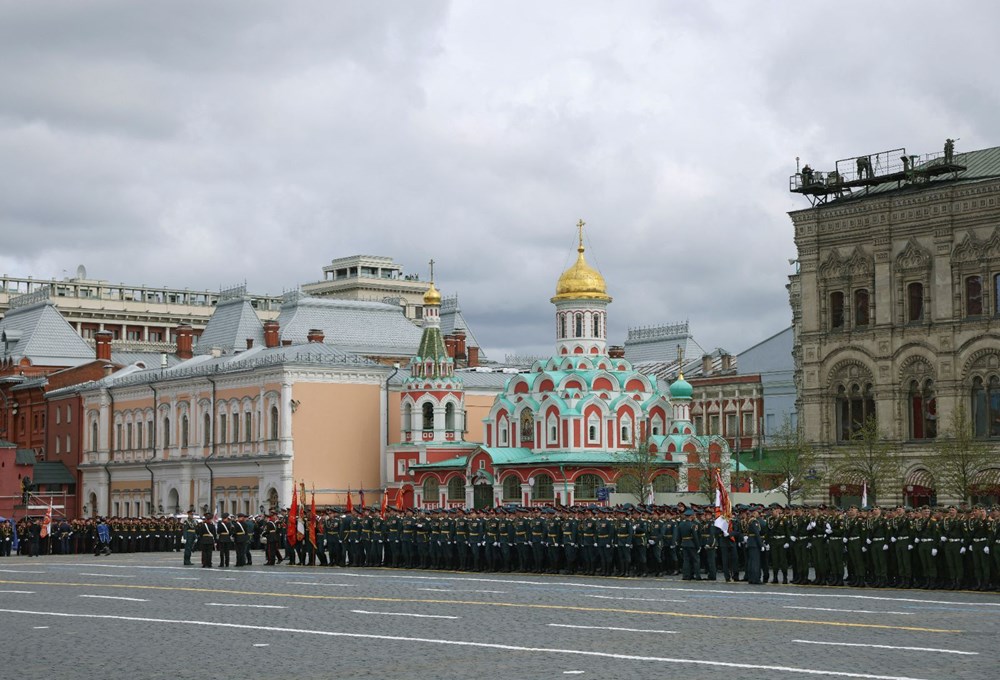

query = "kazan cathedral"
[[388, 225, 730, 509]]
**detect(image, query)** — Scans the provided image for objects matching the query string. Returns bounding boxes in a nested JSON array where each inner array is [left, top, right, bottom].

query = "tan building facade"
[[789, 143, 1000, 505]]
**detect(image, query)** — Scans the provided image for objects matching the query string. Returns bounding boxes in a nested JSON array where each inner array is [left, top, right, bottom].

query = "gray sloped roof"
[[110, 351, 183, 369], [196, 298, 265, 355], [33, 461, 76, 485], [390, 367, 510, 390], [439, 295, 486, 358], [0, 301, 94, 367], [276, 294, 422, 357]]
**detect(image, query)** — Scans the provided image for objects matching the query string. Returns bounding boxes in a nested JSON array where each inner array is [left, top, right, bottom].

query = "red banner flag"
[[359, 487, 366, 510], [380, 488, 388, 519], [40, 505, 52, 539], [713, 467, 731, 519], [308, 488, 317, 547], [345, 487, 353, 515], [396, 488, 404, 511], [287, 485, 298, 547]]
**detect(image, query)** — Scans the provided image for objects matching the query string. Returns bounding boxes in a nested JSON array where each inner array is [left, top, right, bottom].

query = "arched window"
[[147, 419, 154, 448], [270, 406, 279, 439], [203, 413, 211, 446], [520, 410, 534, 444], [547, 413, 559, 445], [560, 314, 568, 339], [575, 313, 584, 338], [402, 403, 412, 432], [650, 414, 663, 437], [587, 414, 600, 443], [909, 379, 937, 440], [574, 473, 601, 500], [244, 412, 252, 442], [653, 474, 678, 493], [836, 382, 876, 441], [499, 416, 509, 446], [91, 421, 98, 452], [422, 402, 434, 431], [829, 291, 845, 330], [181, 415, 189, 448], [966, 275, 984, 317], [594, 313, 602, 338], [445, 403, 456, 432], [447, 476, 465, 501], [422, 477, 440, 503], [136, 421, 143, 450], [218, 413, 227, 445], [994, 274, 1000, 315], [162, 416, 171, 448], [232, 412, 240, 443], [971, 375, 1000, 438], [907, 282, 924, 322], [854, 289, 870, 327], [532, 473, 554, 501], [502, 475, 520, 500], [620, 413, 633, 444]]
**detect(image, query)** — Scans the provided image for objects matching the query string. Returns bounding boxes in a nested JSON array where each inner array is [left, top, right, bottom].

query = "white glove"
[[866, 538, 872, 545], [891, 536, 897, 543], [825, 524, 833, 535], [790, 536, 797, 542], [648, 540, 655, 545], [862, 547, 867, 553], [960, 547, 966, 554], [783, 543, 789, 549], [985, 546, 990, 555], [842, 537, 848, 544], [908, 544, 913, 551], [883, 545, 889, 551], [931, 548, 938, 556], [940, 536, 947, 542], [806, 544, 812, 550], [807, 522, 816, 531]]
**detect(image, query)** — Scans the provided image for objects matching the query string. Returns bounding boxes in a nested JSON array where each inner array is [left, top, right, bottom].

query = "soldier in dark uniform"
[[181, 510, 198, 565], [195, 513, 217, 568], [217, 513, 234, 567], [560, 510, 579, 575], [595, 510, 615, 576], [0, 519, 12, 557], [233, 513, 249, 567], [468, 510, 485, 572], [716, 511, 738, 582], [579, 509, 597, 575], [744, 510, 763, 584], [941, 506, 966, 589], [264, 512, 283, 565], [529, 510, 546, 573], [545, 510, 562, 574], [867, 507, 889, 587], [674, 509, 701, 580], [698, 510, 718, 580], [767, 506, 790, 584], [614, 509, 633, 576]]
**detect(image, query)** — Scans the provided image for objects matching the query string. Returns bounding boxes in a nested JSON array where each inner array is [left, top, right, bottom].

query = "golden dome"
[[551, 221, 611, 302], [423, 281, 442, 306]]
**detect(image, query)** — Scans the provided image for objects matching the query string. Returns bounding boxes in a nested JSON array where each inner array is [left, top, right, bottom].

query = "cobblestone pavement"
[[0, 551, 997, 680]]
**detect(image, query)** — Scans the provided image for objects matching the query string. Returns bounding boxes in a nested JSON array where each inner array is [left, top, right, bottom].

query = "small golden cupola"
[[552, 219, 611, 303]]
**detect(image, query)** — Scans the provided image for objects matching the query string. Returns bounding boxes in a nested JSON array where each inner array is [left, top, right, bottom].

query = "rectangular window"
[[765, 413, 775, 434], [65, 435, 71, 454], [66, 405, 71, 423], [994, 274, 1000, 316], [854, 289, 870, 327], [725, 413, 738, 436], [830, 291, 845, 329], [127, 330, 142, 341], [742, 412, 753, 434], [126, 423, 133, 450], [56, 408, 61, 425], [55, 437, 61, 454], [966, 275, 983, 317], [244, 412, 252, 442], [709, 415, 720, 435], [907, 282, 924, 322]]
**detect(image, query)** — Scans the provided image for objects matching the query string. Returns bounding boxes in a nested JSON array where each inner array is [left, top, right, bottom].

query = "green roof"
[[15, 449, 36, 465], [32, 461, 76, 485]]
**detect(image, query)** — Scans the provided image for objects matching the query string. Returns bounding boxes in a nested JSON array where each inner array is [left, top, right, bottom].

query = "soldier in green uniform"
[[561, 510, 579, 575], [595, 510, 615, 576], [545, 510, 562, 574], [941, 506, 966, 589], [968, 506, 991, 590], [181, 510, 198, 565], [698, 510, 718, 580], [767, 506, 790, 584], [674, 508, 701, 580], [913, 506, 940, 588], [867, 507, 889, 587], [579, 509, 597, 575], [889, 507, 914, 588], [744, 509, 763, 584], [844, 506, 867, 587]]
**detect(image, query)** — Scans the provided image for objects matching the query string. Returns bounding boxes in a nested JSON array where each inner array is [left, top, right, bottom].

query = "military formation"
[[5, 503, 1000, 592]]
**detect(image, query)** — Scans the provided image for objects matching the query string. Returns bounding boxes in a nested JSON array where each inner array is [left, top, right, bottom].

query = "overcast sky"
[[2, 2, 998, 360]]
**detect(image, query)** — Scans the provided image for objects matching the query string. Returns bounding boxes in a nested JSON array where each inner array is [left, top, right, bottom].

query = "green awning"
[[32, 461, 76, 486], [15, 449, 36, 465]]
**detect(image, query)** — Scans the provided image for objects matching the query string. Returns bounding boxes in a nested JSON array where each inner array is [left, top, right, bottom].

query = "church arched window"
[[547, 412, 559, 445], [422, 402, 434, 431], [422, 477, 439, 503], [560, 314, 568, 339], [574, 474, 601, 500], [653, 474, 677, 493], [532, 473, 554, 501], [835, 382, 875, 441], [587, 414, 600, 444], [402, 403, 412, 432], [445, 403, 456, 432], [520, 410, 534, 444], [447, 476, 465, 501], [908, 378, 936, 440], [620, 413, 633, 444], [594, 313, 602, 338], [575, 313, 584, 338], [502, 475, 520, 500]]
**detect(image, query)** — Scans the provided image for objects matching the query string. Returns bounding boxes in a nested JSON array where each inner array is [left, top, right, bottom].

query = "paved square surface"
[[0, 553, 997, 679]]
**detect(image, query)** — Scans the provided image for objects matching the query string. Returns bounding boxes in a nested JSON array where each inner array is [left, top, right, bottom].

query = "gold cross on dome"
[[577, 219, 585, 249], [428, 258, 435, 282], [676, 344, 685, 379]]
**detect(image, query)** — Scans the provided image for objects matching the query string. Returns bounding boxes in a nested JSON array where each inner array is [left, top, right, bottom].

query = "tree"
[[928, 403, 993, 504], [832, 415, 902, 506], [611, 438, 660, 504], [758, 415, 825, 506]]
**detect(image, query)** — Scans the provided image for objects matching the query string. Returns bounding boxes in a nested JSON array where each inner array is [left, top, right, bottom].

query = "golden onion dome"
[[552, 223, 611, 302], [423, 281, 442, 306]]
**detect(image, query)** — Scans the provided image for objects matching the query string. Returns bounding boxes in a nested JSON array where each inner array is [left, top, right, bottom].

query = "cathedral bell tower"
[[551, 220, 612, 357]]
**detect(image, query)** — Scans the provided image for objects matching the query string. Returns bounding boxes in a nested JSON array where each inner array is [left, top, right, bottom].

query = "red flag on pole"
[[287, 485, 298, 547], [396, 488, 404, 511], [308, 487, 317, 547], [345, 487, 353, 515], [380, 488, 388, 519], [40, 505, 52, 539], [359, 487, 366, 510]]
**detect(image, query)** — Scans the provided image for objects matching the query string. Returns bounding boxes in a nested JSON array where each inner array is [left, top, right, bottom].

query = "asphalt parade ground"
[[0, 553, 997, 680]]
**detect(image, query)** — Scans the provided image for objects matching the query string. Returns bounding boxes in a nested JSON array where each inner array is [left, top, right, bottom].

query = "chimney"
[[454, 328, 467, 359], [175, 324, 194, 360], [210, 347, 222, 359], [608, 345, 625, 359], [263, 320, 280, 348], [306, 328, 325, 343], [444, 334, 457, 358], [246, 338, 254, 349], [721, 353, 733, 372], [281, 339, 292, 347], [468, 345, 480, 368], [103, 363, 115, 377], [95, 330, 113, 362], [702, 354, 712, 375]]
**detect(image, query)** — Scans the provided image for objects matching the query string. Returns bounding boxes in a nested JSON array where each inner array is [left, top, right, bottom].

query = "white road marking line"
[[173, 578, 200, 581], [0, 569, 46, 574], [313, 571, 1000, 607], [253, 644, 269, 647], [417, 588, 508, 594], [78, 573, 135, 578], [0, 609, 935, 680], [784, 606, 913, 616], [548, 624, 677, 634], [287, 582, 354, 587], [564, 672, 585, 675], [33, 626, 49, 629], [793, 640, 977, 655], [205, 603, 287, 609], [352, 609, 460, 620], [585, 595, 686, 603], [0, 590, 36, 594], [79, 595, 149, 602], [217, 578, 237, 581]]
